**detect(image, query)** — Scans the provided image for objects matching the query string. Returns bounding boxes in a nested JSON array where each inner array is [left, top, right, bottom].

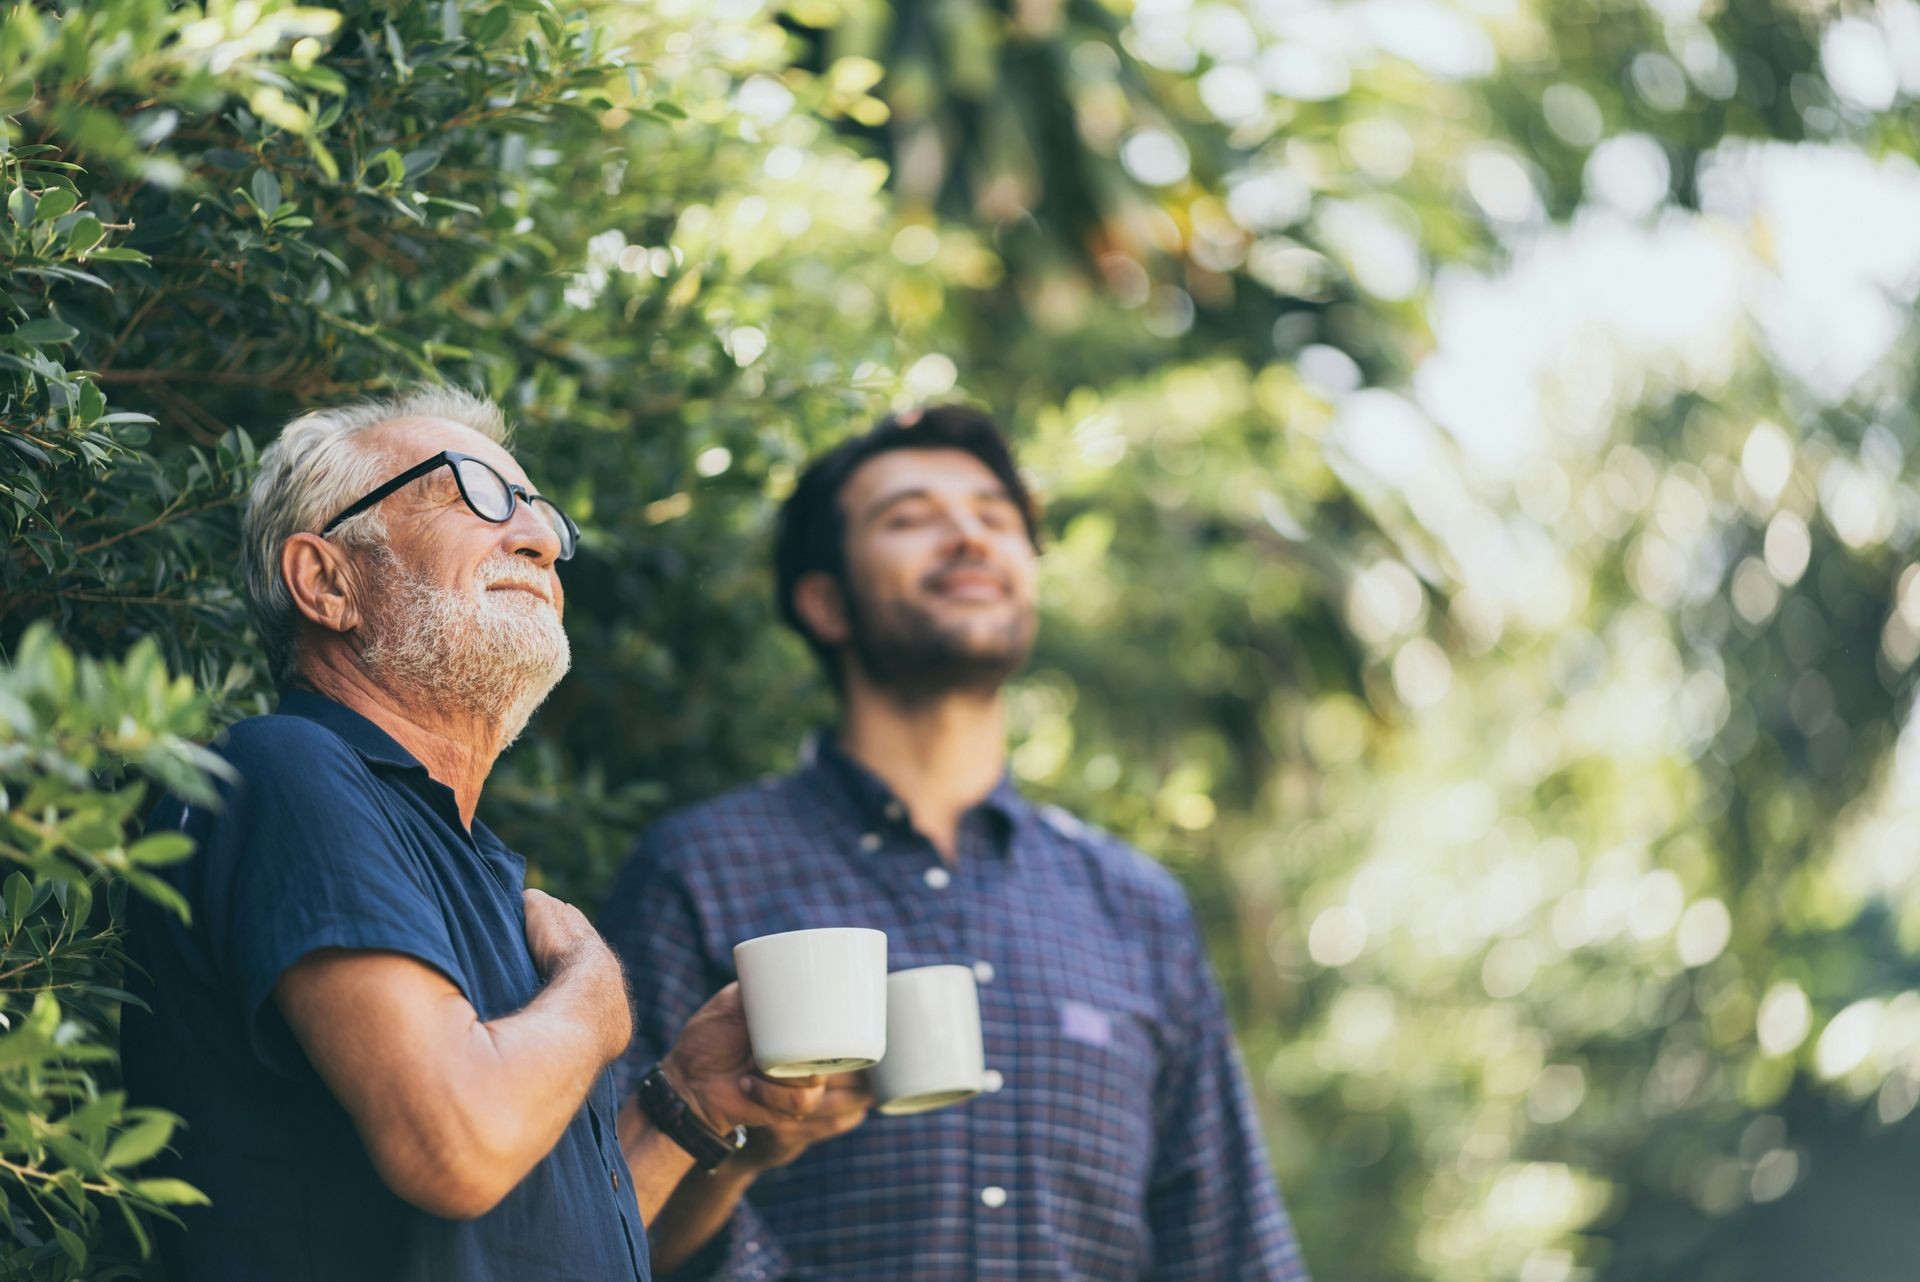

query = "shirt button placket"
[[968, 894, 1018, 1277]]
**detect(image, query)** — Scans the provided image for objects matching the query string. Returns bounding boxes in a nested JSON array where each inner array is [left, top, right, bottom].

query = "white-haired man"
[[122, 388, 819, 1281]]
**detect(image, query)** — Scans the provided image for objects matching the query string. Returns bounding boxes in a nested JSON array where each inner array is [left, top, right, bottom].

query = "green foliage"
[[0, 625, 222, 1277]]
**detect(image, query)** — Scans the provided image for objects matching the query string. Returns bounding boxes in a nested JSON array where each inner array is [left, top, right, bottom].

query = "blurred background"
[[6, 0, 1920, 1277]]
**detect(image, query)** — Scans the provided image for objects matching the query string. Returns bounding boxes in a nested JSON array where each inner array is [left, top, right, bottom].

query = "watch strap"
[[636, 1063, 747, 1172]]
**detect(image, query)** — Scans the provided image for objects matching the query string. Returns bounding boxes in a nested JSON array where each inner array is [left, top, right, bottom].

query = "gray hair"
[[241, 386, 511, 685]]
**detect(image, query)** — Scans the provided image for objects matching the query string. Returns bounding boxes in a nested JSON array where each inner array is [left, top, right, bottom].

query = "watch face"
[[729, 1124, 749, 1149]]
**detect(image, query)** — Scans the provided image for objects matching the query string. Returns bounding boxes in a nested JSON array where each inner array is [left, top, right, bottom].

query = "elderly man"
[[122, 388, 822, 1281], [602, 405, 1310, 1280]]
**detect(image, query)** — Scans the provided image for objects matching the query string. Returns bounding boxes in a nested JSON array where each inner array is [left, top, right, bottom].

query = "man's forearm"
[[276, 943, 633, 1218], [452, 950, 631, 1191], [614, 1092, 743, 1259], [631, 1125, 758, 1277]]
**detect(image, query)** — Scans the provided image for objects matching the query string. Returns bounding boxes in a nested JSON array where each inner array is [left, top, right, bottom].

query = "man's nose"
[[503, 498, 562, 566], [938, 507, 993, 555]]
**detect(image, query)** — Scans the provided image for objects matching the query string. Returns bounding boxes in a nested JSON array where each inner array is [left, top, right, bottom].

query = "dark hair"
[[774, 404, 1040, 683]]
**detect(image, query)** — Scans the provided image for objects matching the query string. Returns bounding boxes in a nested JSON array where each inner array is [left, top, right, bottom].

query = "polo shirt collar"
[[276, 688, 425, 772], [275, 690, 514, 851], [804, 728, 1035, 852]]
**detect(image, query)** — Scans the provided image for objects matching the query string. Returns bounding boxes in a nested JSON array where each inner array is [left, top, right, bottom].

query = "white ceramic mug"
[[869, 964, 986, 1115], [732, 927, 888, 1078]]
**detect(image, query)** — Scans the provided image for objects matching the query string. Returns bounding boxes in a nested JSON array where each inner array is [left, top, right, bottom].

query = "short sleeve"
[[186, 721, 466, 1077]]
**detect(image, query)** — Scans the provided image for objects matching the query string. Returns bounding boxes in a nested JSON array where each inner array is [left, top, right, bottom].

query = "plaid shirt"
[[601, 734, 1308, 1282]]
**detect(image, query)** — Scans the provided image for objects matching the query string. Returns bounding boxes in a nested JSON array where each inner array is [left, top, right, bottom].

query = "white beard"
[[358, 547, 571, 747]]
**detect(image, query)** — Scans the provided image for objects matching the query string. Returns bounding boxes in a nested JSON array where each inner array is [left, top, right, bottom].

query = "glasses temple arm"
[[319, 455, 449, 535]]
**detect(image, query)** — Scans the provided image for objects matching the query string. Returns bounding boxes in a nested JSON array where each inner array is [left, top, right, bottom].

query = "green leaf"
[[126, 832, 194, 866], [368, 148, 404, 187], [104, 1115, 176, 1169], [4, 873, 28, 931], [32, 187, 77, 222], [67, 214, 104, 256], [474, 5, 513, 43], [118, 1196, 153, 1257], [384, 20, 411, 77], [131, 1179, 209, 1207], [309, 136, 340, 182], [7, 185, 34, 228], [249, 168, 282, 216], [52, 1224, 85, 1268], [12, 318, 78, 343]]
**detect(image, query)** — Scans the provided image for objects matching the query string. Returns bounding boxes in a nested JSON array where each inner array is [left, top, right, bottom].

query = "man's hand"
[[522, 887, 609, 977], [660, 983, 844, 1136], [522, 888, 630, 1061], [635, 991, 873, 1274], [736, 1073, 872, 1170]]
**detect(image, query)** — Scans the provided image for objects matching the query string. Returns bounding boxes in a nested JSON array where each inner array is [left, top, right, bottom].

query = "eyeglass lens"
[[454, 456, 575, 557], [454, 457, 514, 520]]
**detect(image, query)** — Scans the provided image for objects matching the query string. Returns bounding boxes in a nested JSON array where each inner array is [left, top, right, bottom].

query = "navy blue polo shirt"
[[121, 690, 649, 1282]]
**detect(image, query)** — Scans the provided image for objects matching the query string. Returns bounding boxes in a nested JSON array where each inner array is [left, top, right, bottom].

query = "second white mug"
[[870, 964, 986, 1116]]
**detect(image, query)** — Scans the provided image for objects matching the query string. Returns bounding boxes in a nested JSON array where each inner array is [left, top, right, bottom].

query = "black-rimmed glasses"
[[320, 450, 579, 560]]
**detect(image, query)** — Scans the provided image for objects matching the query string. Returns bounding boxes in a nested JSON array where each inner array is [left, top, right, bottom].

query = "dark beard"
[[843, 578, 1035, 704]]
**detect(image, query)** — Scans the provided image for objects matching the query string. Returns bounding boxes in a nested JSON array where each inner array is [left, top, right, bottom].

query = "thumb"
[[707, 981, 745, 1019]]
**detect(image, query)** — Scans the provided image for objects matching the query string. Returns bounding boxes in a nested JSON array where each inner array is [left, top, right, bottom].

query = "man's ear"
[[281, 533, 365, 637], [792, 570, 852, 648]]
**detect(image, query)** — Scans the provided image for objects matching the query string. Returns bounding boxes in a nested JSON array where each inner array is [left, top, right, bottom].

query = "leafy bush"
[[0, 625, 224, 1276]]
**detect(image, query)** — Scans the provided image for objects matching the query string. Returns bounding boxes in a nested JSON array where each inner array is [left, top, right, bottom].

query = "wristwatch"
[[636, 1062, 748, 1172]]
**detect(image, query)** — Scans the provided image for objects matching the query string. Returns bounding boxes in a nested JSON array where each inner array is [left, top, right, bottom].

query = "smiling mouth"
[[487, 582, 551, 604], [929, 575, 1009, 600]]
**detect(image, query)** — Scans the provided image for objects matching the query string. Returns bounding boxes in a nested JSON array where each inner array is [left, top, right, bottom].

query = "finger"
[[826, 1105, 869, 1137], [812, 1085, 875, 1116], [739, 1078, 828, 1120], [743, 1075, 827, 1114], [753, 1106, 870, 1146]]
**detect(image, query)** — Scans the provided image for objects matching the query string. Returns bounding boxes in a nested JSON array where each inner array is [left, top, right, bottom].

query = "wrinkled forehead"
[[362, 415, 531, 489]]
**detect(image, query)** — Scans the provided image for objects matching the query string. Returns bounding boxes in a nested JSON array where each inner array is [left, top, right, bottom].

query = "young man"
[[602, 405, 1309, 1280], [122, 388, 829, 1281]]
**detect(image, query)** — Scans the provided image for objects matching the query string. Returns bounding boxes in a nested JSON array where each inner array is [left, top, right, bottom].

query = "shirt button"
[[609, 1169, 620, 1191], [982, 1069, 1005, 1093], [973, 960, 995, 983], [883, 801, 904, 822], [980, 1185, 1008, 1209], [923, 866, 952, 890], [859, 832, 882, 853]]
